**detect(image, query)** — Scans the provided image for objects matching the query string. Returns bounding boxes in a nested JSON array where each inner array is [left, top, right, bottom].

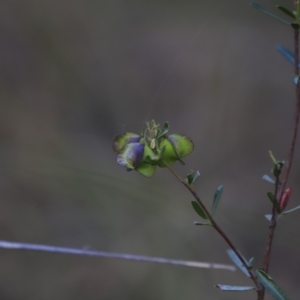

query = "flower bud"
[[279, 188, 292, 212]]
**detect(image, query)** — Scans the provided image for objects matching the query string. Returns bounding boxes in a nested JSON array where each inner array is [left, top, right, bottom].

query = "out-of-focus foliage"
[[0, 0, 299, 299]]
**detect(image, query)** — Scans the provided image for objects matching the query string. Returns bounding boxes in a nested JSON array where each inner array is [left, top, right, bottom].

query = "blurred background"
[[0, 0, 299, 299]]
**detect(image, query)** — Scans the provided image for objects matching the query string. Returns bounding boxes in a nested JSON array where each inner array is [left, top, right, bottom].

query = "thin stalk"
[[262, 174, 280, 274], [166, 165, 261, 294], [260, 6, 300, 298], [263, 13, 300, 276], [281, 29, 300, 196]]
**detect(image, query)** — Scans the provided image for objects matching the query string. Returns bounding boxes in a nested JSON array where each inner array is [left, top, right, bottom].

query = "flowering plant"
[[113, 120, 194, 177]]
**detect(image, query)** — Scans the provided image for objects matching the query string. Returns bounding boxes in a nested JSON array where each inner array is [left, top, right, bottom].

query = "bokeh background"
[[0, 0, 299, 299]]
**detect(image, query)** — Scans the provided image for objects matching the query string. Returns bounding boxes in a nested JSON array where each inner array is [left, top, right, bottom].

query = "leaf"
[[276, 45, 298, 66], [297, 0, 300, 19], [269, 151, 278, 164], [250, 3, 291, 25], [262, 174, 275, 184], [292, 75, 300, 85], [281, 204, 300, 215], [248, 257, 255, 267], [226, 249, 250, 277], [267, 192, 276, 204], [211, 185, 224, 215], [215, 285, 255, 291], [265, 214, 272, 221], [191, 201, 208, 220], [186, 170, 200, 185], [276, 6, 295, 19], [256, 269, 290, 300], [193, 221, 211, 226], [291, 23, 300, 30], [267, 192, 280, 212], [157, 122, 169, 138]]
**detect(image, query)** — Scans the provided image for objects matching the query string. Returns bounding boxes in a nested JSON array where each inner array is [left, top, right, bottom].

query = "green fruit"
[[168, 134, 194, 158], [157, 138, 178, 167], [136, 163, 157, 177], [157, 134, 194, 167], [113, 133, 140, 153]]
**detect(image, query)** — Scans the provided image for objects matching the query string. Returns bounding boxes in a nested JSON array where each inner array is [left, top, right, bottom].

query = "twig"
[[260, 6, 300, 299], [166, 165, 261, 293], [0, 240, 236, 271], [281, 29, 300, 196]]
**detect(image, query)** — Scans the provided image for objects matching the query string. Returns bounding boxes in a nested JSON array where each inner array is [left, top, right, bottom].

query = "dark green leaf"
[[267, 192, 276, 203], [250, 3, 291, 25], [267, 192, 280, 212], [216, 285, 255, 291], [157, 122, 169, 138], [262, 174, 275, 184], [226, 249, 250, 277], [211, 185, 224, 215], [191, 201, 208, 220], [186, 170, 200, 185], [276, 6, 295, 19], [281, 204, 300, 215], [291, 22, 300, 30], [256, 269, 290, 300]]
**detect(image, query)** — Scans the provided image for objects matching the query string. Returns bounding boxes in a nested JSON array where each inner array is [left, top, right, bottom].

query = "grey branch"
[[0, 240, 235, 271]]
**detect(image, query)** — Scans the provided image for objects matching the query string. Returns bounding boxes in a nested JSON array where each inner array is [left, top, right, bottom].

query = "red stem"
[[166, 166, 261, 295], [260, 8, 300, 299]]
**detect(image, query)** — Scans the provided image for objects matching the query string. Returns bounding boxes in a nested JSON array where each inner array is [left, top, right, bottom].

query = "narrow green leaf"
[[267, 192, 276, 204], [211, 185, 224, 215], [186, 170, 200, 185], [267, 192, 280, 212], [191, 201, 208, 220], [157, 122, 169, 138], [256, 270, 290, 300], [297, 0, 300, 19], [269, 151, 279, 164], [262, 174, 275, 184], [276, 6, 295, 19], [216, 285, 255, 291], [281, 204, 300, 215], [250, 3, 291, 25], [248, 257, 255, 267], [226, 249, 250, 277]]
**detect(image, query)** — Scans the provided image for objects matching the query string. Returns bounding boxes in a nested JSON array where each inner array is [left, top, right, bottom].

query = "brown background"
[[0, 0, 299, 299]]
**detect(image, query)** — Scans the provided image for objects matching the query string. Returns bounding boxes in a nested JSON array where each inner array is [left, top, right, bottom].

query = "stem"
[[260, 7, 300, 298], [166, 165, 261, 294], [280, 29, 300, 196], [262, 175, 280, 274], [263, 11, 300, 275]]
